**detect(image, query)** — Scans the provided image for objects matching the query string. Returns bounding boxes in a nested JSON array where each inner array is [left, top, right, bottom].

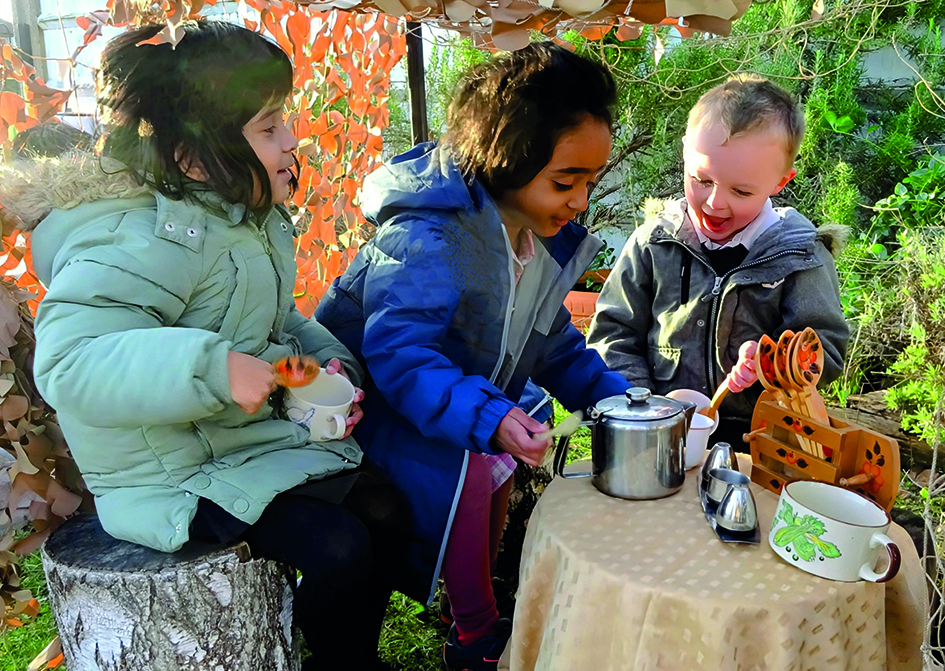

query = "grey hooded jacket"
[[587, 198, 849, 423]]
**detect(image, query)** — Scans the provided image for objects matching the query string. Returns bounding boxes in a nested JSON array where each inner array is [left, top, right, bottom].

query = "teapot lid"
[[595, 387, 683, 421]]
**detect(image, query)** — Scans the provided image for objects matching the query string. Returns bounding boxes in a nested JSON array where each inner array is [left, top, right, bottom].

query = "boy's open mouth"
[[702, 212, 730, 229]]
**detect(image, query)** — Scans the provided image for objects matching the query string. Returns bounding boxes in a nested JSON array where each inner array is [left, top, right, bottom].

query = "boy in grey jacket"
[[587, 74, 849, 450]]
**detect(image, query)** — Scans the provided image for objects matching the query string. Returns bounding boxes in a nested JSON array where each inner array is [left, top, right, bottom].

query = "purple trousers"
[[441, 452, 514, 642]]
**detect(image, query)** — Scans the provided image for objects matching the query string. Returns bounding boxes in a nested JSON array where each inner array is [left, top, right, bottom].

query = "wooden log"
[[41, 514, 298, 671], [829, 390, 942, 468]]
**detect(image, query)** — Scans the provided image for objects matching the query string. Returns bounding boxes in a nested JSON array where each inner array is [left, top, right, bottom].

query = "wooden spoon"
[[790, 328, 830, 426], [536, 410, 584, 443], [755, 334, 788, 405], [272, 356, 320, 388], [771, 330, 817, 455]]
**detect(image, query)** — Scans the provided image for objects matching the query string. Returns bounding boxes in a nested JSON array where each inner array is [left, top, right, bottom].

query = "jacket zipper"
[[666, 241, 806, 390], [254, 209, 288, 345], [490, 231, 517, 385]]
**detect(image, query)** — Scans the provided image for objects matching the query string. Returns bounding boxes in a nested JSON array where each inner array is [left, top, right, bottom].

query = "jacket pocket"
[[648, 346, 680, 382]]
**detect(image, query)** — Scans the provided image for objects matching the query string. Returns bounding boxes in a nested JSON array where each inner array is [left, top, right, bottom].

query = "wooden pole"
[[405, 21, 429, 146], [10, 0, 45, 80]]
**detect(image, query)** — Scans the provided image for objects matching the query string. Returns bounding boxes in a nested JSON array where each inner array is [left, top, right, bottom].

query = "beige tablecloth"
[[503, 455, 926, 671]]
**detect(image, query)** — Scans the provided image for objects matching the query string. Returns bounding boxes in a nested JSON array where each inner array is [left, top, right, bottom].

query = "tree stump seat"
[[41, 514, 298, 671]]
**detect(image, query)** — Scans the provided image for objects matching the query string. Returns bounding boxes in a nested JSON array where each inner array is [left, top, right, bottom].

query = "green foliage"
[[0, 551, 59, 671], [378, 592, 447, 670], [426, 37, 490, 140], [818, 161, 860, 229], [884, 227, 945, 447], [873, 155, 945, 237]]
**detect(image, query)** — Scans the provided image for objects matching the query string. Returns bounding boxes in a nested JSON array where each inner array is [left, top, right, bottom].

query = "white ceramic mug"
[[666, 389, 718, 469], [283, 369, 355, 442], [768, 480, 901, 582]]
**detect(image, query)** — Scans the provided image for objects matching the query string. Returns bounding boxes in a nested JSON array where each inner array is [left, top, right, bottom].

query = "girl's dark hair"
[[98, 21, 297, 210], [445, 42, 616, 198]]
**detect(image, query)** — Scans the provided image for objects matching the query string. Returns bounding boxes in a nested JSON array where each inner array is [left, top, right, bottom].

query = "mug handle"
[[325, 413, 346, 441], [858, 533, 901, 582]]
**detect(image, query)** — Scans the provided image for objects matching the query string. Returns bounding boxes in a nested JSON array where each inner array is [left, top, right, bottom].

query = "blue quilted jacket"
[[315, 143, 629, 602]]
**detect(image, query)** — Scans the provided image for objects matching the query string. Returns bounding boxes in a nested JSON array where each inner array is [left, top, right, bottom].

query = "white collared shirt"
[[511, 229, 536, 284], [688, 198, 781, 251]]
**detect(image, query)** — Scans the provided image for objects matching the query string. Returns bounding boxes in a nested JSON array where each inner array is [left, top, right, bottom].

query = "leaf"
[[8, 441, 39, 481], [27, 636, 62, 671], [1, 395, 30, 421], [653, 29, 664, 66], [773, 525, 807, 547], [615, 23, 642, 41], [811, 0, 824, 21], [776, 501, 796, 526], [792, 534, 816, 561], [797, 515, 825, 536], [810, 535, 842, 558], [835, 116, 855, 133]]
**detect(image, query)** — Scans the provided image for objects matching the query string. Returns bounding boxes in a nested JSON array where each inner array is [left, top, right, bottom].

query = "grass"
[[1, 551, 60, 671], [379, 592, 448, 670]]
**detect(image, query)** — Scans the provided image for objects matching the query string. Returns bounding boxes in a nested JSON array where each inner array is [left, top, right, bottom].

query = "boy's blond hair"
[[687, 74, 805, 167]]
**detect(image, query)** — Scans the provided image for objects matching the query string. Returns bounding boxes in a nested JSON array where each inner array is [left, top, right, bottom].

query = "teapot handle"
[[553, 421, 595, 479]]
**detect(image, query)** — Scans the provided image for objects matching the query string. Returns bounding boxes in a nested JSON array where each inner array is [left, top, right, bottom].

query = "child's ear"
[[175, 147, 208, 182], [771, 167, 797, 195]]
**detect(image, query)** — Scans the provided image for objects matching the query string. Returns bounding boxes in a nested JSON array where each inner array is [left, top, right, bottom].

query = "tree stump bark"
[[41, 514, 298, 671]]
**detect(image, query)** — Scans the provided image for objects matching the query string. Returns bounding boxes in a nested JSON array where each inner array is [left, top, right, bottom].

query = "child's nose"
[[706, 186, 727, 211], [283, 128, 299, 153], [569, 187, 590, 212]]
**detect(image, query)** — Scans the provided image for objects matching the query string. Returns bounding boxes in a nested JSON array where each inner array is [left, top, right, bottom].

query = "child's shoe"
[[442, 618, 512, 671], [439, 588, 453, 624]]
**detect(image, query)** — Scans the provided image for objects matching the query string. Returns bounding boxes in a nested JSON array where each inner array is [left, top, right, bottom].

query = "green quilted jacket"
[[1, 156, 363, 552]]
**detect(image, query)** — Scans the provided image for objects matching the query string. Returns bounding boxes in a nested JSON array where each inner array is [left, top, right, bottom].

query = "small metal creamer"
[[553, 387, 696, 500]]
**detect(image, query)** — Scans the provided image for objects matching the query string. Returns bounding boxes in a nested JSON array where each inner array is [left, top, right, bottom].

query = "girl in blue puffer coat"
[[15, 22, 403, 671], [315, 42, 631, 671]]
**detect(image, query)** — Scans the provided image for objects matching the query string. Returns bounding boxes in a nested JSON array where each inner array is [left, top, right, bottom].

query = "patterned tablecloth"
[[501, 454, 926, 671]]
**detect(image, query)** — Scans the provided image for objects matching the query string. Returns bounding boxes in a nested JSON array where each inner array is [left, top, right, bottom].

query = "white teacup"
[[666, 389, 718, 469], [283, 369, 355, 442], [768, 480, 901, 582], [684, 413, 718, 470]]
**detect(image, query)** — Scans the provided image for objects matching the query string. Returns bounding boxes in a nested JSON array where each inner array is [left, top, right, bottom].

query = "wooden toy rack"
[[746, 391, 900, 511]]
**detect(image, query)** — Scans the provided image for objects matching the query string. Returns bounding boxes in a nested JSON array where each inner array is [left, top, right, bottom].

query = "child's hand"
[[492, 407, 553, 466], [228, 351, 277, 414], [323, 357, 365, 439], [727, 340, 759, 393]]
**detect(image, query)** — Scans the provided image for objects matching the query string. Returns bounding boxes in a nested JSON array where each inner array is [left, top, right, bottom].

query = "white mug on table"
[[769, 479, 900, 582]]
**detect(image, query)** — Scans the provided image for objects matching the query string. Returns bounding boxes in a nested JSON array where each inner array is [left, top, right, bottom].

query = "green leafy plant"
[[885, 228, 945, 447], [773, 501, 842, 562]]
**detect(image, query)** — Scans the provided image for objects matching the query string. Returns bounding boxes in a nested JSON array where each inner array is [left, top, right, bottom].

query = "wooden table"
[[501, 455, 926, 671]]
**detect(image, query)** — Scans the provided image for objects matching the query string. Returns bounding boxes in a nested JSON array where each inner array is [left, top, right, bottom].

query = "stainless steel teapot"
[[553, 387, 697, 500]]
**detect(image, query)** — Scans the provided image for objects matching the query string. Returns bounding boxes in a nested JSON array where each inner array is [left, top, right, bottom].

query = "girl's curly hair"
[[445, 42, 616, 198]]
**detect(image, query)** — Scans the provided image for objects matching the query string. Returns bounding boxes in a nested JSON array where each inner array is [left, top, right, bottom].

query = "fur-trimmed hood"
[[0, 152, 148, 233]]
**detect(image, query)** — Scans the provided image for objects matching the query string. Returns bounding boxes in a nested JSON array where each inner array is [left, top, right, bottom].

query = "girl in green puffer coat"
[[3, 22, 402, 671]]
